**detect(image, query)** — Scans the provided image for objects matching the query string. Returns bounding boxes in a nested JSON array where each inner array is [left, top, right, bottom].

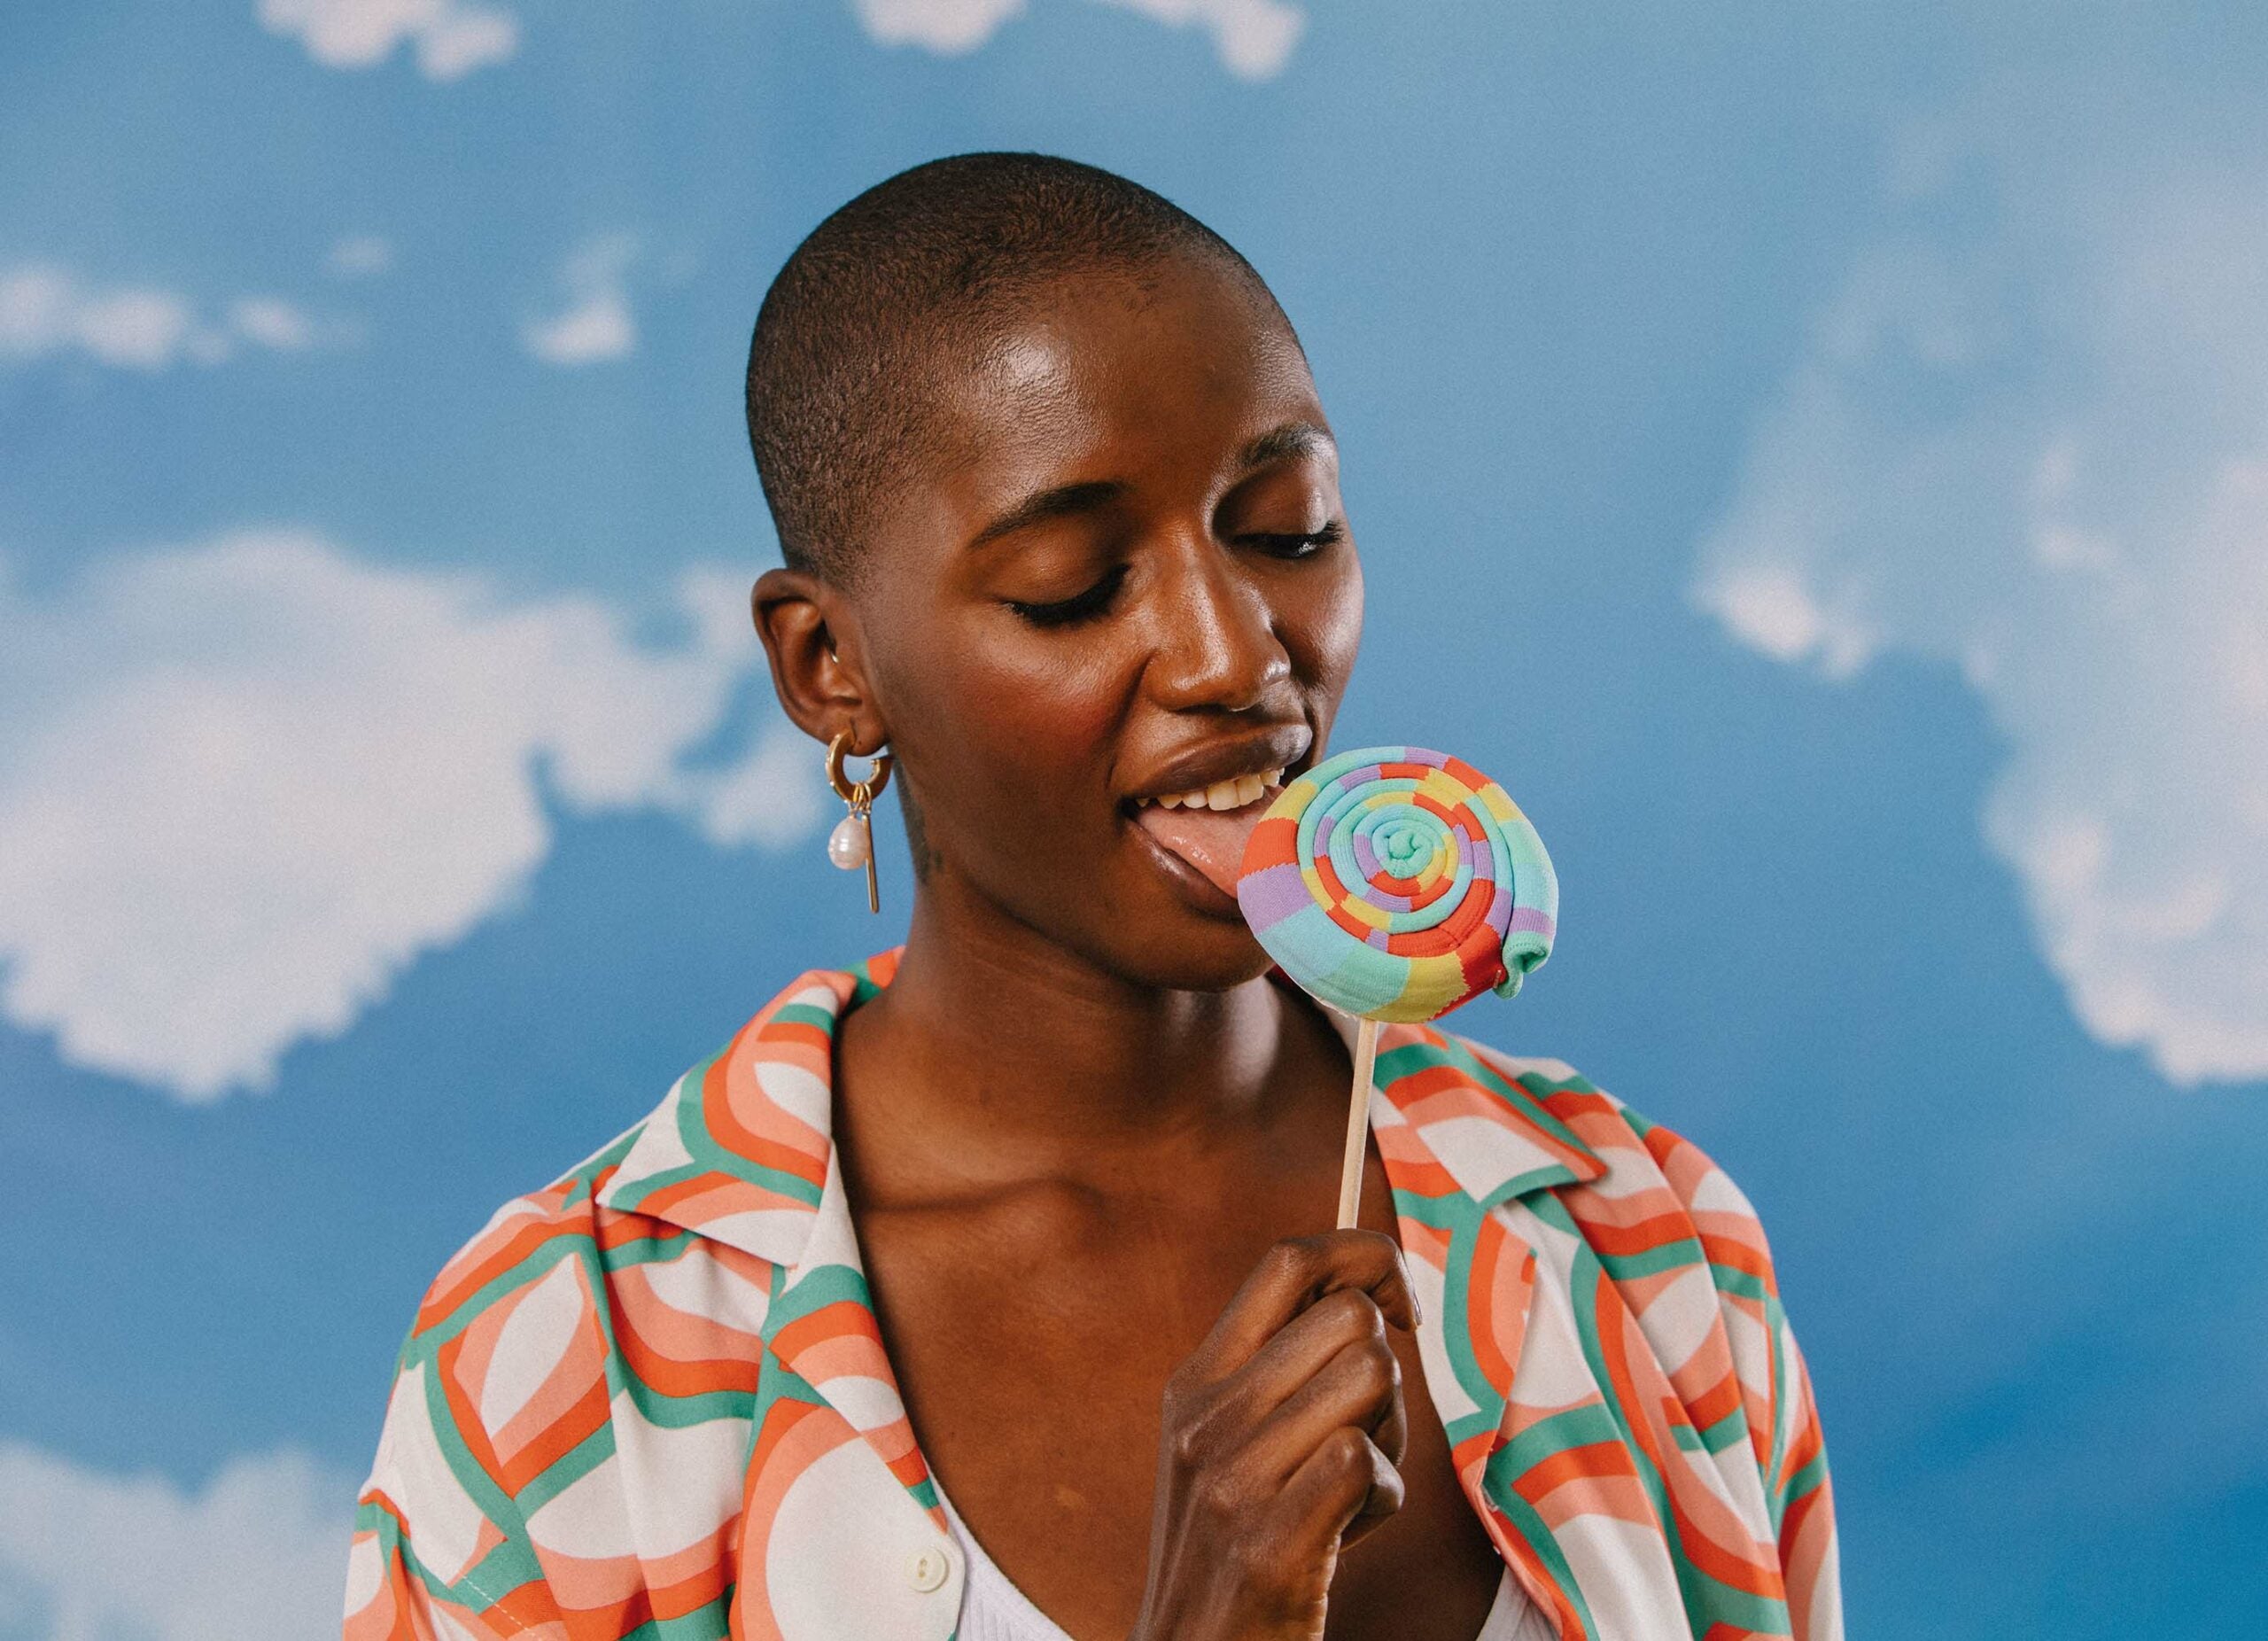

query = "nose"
[[1142, 538, 1293, 713]]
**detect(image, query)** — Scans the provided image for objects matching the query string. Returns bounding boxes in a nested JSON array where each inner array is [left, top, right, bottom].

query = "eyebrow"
[[966, 478, 1127, 552], [964, 421, 1338, 552], [1238, 420, 1336, 471]]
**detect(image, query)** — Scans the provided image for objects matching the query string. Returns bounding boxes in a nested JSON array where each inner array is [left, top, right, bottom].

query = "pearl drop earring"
[[824, 728, 893, 914]]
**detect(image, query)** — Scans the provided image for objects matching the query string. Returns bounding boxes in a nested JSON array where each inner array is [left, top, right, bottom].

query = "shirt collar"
[[594, 946, 1602, 1276], [596, 948, 1605, 1540]]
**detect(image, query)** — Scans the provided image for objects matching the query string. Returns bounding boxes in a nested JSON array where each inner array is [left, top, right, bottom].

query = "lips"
[[1122, 725, 1312, 906], [1131, 782, 1282, 898]]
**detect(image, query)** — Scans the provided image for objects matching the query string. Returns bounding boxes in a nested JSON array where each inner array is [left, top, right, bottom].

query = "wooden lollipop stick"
[[1336, 1015, 1382, 1229]]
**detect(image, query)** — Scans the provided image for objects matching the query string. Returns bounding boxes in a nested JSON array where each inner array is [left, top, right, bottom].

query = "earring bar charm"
[[825, 730, 893, 915]]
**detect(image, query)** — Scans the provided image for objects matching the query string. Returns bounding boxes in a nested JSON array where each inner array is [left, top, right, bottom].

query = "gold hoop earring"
[[825, 729, 894, 914]]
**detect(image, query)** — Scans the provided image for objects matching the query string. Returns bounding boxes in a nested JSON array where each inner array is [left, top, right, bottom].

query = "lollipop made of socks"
[[1237, 745, 1558, 1227]]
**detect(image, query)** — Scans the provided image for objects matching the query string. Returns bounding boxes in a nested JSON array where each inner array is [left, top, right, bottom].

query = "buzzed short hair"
[[743, 152, 1289, 583]]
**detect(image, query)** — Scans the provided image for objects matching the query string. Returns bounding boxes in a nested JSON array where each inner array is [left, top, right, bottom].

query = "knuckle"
[[1167, 1388, 1230, 1467], [1355, 1343, 1400, 1399], [1323, 1424, 1373, 1474], [1195, 1460, 1254, 1518], [1168, 1417, 1208, 1469], [1355, 1293, 1388, 1341], [1322, 1287, 1385, 1342], [1332, 1447, 1379, 1507], [1268, 1235, 1325, 1281], [1341, 1226, 1396, 1268]]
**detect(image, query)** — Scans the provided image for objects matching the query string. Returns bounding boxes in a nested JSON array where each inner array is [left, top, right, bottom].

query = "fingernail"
[[1410, 1287, 1425, 1329]]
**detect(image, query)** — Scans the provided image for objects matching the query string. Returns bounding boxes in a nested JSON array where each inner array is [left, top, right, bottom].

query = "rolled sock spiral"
[[1236, 744, 1557, 1023]]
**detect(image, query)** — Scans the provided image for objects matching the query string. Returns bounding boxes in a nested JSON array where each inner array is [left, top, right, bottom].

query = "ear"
[[750, 567, 886, 754]]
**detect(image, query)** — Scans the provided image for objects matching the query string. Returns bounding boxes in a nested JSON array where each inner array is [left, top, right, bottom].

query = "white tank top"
[[934, 1477, 1555, 1641]]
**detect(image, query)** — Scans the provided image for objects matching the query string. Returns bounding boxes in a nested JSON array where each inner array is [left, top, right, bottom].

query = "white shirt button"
[[906, 1546, 951, 1593]]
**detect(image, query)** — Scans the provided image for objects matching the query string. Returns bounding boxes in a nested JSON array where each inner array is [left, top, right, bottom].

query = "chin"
[[1099, 917, 1277, 995]]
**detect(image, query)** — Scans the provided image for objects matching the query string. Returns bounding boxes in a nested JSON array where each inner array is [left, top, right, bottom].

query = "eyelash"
[[1008, 563, 1131, 628], [1246, 521, 1346, 559], [1003, 523, 1344, 629]]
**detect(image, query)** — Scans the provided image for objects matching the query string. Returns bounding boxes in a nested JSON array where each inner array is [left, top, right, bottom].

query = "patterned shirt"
[[345, 949, 1843, 1641]]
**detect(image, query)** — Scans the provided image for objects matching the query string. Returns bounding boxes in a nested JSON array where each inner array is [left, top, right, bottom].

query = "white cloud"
[[1094, 0, 1303, 80], [523, 235, 638, 366], [329, 234, 394, 277], [225, 296, 316, 351], [257, 0, 518, 82], [413, 2, 517, 78], [854, 0, 1027, 54], [849, 0, 1302, 78], [1695, 125, 2268, 1086], [1700, 562, 1876, 679], [0, 1442, 351, 1641], [0, 265, 328, 372], [0, 534, 819, 1102]]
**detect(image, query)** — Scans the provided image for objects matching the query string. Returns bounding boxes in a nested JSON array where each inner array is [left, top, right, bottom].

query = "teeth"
[[1133, 768, 1289, 811]]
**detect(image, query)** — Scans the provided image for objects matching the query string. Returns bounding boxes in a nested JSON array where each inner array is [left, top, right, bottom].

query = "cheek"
[[874, 615, 1136, 861], [976, 642, 1129, 757], [1285, 551, 1365, 697], [940, 634, 1124, 778]]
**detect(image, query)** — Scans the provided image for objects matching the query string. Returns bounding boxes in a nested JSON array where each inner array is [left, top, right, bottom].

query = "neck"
[[840, 879, 1334, 1179]]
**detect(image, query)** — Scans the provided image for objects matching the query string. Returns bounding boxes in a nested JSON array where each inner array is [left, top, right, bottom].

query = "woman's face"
[[849, 255, 1362, 991]]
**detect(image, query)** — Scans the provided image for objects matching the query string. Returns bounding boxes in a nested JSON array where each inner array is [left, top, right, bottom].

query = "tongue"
[[1134, 793, 1276, 898]]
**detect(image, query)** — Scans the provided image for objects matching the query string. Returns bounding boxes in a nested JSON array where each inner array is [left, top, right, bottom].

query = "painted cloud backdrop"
[[0, 536, 809, 1098], [0, 6, 2262, 1640], [1698, 88, 2268, 1087]]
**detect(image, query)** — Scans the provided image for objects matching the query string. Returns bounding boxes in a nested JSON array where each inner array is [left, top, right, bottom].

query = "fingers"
[[1161, 1259, 1410, 1523], [1247, 1329, 1410, 1478], [1281, 1424, 1405, 1552], [1184, 1231, 1418, 1387], [1136, 1232, 1418, 1635], [1192, 1285, 1408, 1460]]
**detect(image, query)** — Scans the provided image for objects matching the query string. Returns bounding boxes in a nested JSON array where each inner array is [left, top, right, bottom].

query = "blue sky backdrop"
[[3, 4, 2265, 1637]]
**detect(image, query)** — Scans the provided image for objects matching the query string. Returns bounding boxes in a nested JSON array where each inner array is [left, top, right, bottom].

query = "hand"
[[1126, 1230, 1417, 1641]]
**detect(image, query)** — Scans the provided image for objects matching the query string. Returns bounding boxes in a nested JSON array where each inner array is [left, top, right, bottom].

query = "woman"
[[345, 153, 1841, 1641]]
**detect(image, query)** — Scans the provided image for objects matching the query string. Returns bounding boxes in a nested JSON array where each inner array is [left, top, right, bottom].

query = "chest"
[[854, 1141, 1511, 1641]]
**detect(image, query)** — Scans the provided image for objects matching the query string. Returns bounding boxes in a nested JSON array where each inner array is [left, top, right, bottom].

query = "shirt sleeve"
[[1762, 1291, 1841, 1641], [343, 1193, 589, 1641], [1635, 1113, 1845, 1641], [342, 1355, 549, 1640]]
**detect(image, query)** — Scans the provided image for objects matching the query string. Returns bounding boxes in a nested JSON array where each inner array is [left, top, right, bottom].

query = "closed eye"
[[1006, 563, 1130, 628], [1240, 521, 1346, 559]]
